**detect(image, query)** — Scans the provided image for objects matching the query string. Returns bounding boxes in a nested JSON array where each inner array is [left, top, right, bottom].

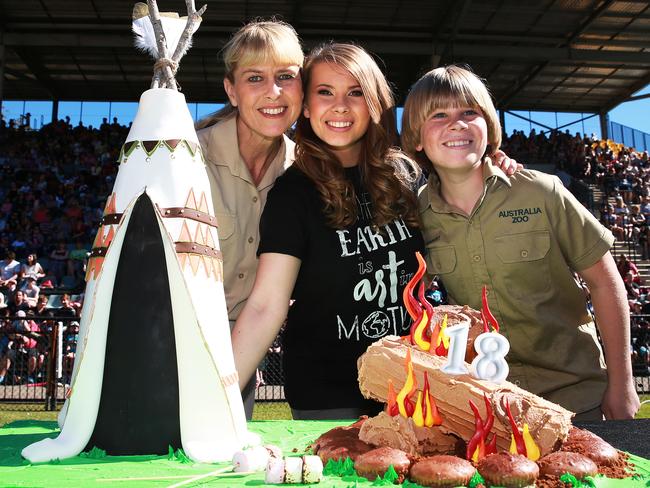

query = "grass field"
[[1, 396, 648, 428]]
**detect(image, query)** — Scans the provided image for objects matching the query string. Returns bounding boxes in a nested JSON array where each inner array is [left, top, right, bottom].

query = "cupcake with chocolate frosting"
[[409, 455, 476, 487], [538, 451, 598, 479], [477, 452, 538, 487], [354, 446, 410, 482], [561, 427, 619, 466]]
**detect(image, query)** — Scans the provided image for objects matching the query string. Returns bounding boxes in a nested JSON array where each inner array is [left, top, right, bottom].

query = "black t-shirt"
[[259, 166, 424, 411]]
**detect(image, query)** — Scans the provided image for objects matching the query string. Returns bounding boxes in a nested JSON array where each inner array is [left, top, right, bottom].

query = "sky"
[[2, 83, 650, 152]]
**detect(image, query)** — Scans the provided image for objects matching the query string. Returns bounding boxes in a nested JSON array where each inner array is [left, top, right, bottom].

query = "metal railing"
[[609, 121, 650, 153], [2, 314, 646, 411], [0, 315, 78, 411]]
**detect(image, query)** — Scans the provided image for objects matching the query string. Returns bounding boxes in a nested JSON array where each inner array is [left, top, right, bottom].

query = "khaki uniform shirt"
[[198, 116, 294, 323], [419, 162, 613, 414]]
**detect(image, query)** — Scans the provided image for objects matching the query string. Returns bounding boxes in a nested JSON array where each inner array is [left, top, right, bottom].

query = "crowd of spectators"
[[0, 115, 649, 383], [0, 114, 124, 385]]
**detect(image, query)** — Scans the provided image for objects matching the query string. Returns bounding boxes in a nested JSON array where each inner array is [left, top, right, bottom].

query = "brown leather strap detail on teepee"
[[90, 247, 109, 258], [158, 206, 217, 227], [174, 242, 222, 259], [100, 213, 123, 226]]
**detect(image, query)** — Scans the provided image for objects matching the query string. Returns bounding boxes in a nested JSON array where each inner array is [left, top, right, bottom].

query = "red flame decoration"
[[422, 372, 442, 426], [481, 285, 500, 333], [504, 400, 527, 457], [466, 393, 497, 462], [403, 252, 427, 334]]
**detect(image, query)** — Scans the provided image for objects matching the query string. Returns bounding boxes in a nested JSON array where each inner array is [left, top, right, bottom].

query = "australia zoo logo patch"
[[498, 207, 542, 223]]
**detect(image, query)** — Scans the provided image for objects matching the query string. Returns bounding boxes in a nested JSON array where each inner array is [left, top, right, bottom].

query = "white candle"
[[470, 332, 510, 383], [441, 323, 470, 375]]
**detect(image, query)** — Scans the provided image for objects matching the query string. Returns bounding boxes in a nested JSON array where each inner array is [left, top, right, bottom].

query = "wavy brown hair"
[[293, 43, 420, 229]]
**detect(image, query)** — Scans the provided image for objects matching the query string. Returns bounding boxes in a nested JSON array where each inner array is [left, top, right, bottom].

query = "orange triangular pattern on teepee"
[[178, 221, 192, 242], [185, 189, 198, 210], [92, 257, 105, 280], [104, 193, 116, 215], [205, 227, 216, 249], [92, 228, 105, 248], [178, 253, 188, 270], [212, 256, 224, 282], [103, 226, 115, 248], [200, 256, 211, 277], [189, 254, 200, 275], [198, 192, 209, 214], [194, 224, 206, 246]]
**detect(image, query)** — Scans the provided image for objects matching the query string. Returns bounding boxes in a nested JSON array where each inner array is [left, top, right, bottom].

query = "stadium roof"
[[2, 0, 650, 113]]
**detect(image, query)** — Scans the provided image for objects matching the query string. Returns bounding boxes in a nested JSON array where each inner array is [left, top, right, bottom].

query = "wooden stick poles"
[[146, 0, 207, 90]]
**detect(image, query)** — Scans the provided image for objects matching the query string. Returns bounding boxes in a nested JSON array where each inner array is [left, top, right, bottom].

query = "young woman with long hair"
[[231, 43, 425, 419]]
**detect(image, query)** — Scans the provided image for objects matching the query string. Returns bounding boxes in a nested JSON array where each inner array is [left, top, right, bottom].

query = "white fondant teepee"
[[22, 0, 251, 463]]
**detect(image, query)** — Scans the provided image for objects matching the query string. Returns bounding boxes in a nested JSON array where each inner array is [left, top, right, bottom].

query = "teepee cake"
[[22, 0, 251, 464]]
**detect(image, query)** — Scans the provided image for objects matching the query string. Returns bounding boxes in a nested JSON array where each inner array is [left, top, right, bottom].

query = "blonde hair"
[[196, 20, 303, 129], [294, 43, 420, 229], [401, 65, 501, 171]]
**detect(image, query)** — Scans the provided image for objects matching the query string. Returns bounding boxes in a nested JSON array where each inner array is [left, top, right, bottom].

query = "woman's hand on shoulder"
[[493, 150, 523, 176]]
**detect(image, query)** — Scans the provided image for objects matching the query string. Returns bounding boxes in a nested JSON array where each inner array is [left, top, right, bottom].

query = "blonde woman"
[[196, 20, 304, 418]]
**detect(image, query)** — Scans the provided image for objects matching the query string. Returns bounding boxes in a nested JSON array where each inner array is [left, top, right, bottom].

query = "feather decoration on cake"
[[132, 2, 201, 59]]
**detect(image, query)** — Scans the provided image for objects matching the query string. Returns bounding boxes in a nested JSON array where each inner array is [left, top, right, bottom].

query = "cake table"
[[1, 419, 649, 487]]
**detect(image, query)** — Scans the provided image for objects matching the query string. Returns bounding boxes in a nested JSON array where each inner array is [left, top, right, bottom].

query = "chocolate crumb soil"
[[598, 452, 635, 479]]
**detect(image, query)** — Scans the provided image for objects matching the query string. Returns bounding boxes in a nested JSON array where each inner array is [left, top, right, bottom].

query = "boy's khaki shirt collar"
[[425, 160, 511, 214]]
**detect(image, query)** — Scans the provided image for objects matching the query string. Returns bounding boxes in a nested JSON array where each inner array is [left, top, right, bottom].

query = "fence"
[[0, 315, 78, 411], [2, 316, 648, 412], [0, 315, 286, 411], [609, 121, 650, 153]]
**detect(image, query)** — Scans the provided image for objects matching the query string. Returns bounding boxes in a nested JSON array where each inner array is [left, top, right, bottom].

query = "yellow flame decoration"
[[471, 443, 482, 463], [412, 392, 424, 427], [509, 435, 517, 455], [414, 311, 430, 351], [424, 393, 434, 427], [509, 423, 540, 461], [522, 424, 540, 461], [396, 353, 416, 418]]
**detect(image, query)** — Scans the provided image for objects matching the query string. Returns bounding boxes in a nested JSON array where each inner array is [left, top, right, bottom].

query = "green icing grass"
[[166, 445, 192, 464], [79, 446, 106, 459], [559, 473, 597, 487], [468, 470, 486, 487], [324, 456, 356, 477], [370, 465, 399, 485]]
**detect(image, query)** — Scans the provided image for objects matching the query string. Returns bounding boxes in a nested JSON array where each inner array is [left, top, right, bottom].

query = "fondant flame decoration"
[[505, 401, 541, 461], [481, 284, 500, 332], [403, 252, 449, 355], [387, 349, 442, 427], [466, 394, 497, 462]]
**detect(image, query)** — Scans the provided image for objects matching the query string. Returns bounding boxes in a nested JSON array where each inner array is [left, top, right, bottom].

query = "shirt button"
[[252, 196, 258, 203], [521, 250, 529, 258], [472, 255, 481, 262], [238, 273, 244, 279], [248, 236, 254, 244]]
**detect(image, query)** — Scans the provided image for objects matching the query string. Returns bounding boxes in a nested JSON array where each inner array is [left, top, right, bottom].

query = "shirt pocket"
[[215, 212, 236, 240], [493, 230, 551, 299], [424, 244, 470, 303], [425, 244, 457, 275], [215, 212, 237, 261]]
